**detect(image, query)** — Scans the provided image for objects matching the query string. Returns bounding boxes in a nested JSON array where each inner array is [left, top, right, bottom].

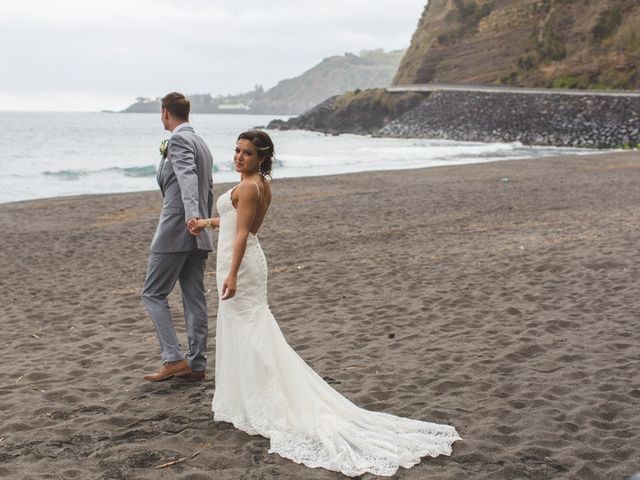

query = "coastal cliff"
[[396, 0, 639, 90], [269, 1, 640, 148]]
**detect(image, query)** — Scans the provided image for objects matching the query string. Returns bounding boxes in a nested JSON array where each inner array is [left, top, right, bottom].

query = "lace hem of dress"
[[212, 402, 461, 478]]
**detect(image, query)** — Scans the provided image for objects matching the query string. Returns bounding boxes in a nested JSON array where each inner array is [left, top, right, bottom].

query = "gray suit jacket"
[[150, 125, 214, 253]]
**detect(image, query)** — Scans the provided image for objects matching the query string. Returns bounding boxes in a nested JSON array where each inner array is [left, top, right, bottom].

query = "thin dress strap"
[[230, 180, 260, 195], [250, 179, 262, 201], [230, 180, 262, 204]]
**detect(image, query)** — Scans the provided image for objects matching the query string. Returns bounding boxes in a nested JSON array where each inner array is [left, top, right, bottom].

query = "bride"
[[190, 130, 460, 477]]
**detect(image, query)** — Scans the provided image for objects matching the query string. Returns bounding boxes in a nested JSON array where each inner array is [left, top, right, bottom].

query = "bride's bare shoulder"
[[235, 179, 260, 200]]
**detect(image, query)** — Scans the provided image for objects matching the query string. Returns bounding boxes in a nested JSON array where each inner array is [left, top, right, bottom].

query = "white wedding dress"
[[212, 186, 461, 477]]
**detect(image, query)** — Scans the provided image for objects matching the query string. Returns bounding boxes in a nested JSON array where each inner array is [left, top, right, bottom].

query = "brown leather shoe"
[[179, 369, 206, 382], [143, 359, 189, 382]]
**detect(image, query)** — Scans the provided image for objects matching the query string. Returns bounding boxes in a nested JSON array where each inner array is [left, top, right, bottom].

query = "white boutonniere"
[[159, 139, 169, 158]]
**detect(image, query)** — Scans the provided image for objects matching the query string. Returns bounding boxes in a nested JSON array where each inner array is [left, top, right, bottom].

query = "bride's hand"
[[221, 275, 237, 300]]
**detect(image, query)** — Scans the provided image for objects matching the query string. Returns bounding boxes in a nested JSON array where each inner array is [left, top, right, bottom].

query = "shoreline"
[[0, 146, 618, 207], [1, 151, 639, 479]]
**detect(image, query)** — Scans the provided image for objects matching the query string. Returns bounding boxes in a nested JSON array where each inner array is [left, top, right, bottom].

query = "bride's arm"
[[221, 182, 258, 300], [198, 217, 220, 229]]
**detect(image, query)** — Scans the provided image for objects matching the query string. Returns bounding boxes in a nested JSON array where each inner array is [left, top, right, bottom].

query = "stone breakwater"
[[380, 91, 640, 148], [269, 90, 640, 148]]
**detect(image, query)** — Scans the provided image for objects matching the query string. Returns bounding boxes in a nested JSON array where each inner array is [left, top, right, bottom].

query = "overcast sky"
[[0, 1, 426, 111]]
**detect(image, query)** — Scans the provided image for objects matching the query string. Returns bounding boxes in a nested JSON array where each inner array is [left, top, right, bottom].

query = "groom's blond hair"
[[161, 92, 190, 121]]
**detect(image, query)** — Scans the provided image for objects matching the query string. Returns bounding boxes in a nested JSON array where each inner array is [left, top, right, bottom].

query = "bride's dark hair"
[[238, 129, 275, 179]]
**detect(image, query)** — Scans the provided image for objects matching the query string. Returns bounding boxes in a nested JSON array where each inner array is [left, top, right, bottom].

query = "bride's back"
[[249, 178, 272, 234], [230, 177, 272, 235]]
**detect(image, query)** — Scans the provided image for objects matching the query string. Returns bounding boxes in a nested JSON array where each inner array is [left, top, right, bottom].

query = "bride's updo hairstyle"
[[238, 129, 274, 181]]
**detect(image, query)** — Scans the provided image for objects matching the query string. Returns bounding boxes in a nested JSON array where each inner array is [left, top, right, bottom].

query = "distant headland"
[[120, 49, 404, 116]]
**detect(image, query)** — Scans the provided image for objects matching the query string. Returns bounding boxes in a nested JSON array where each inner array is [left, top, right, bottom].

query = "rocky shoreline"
[[268, 89, 640, 148]]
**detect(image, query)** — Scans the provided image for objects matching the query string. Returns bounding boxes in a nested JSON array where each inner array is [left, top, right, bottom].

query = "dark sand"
[[1, 152, 639, 479]]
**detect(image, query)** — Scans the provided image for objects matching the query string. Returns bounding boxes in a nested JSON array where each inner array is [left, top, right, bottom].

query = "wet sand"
[[1, 151, 639, 479]]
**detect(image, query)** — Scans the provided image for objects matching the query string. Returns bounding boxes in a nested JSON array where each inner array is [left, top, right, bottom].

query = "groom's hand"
[[187, 217, 201, 236]]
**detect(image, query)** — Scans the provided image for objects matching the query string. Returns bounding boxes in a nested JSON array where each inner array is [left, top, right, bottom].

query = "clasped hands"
[[187, 217, 219, 236]]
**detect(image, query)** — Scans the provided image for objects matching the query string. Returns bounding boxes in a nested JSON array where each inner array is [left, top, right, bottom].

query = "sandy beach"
[[1, 151, 639, 479]]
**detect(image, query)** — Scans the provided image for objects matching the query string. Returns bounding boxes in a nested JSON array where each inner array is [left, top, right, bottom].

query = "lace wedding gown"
[[212, 187, 461, 477]]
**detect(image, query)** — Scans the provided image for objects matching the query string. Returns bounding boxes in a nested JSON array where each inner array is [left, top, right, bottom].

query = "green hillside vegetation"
[[267, 88, 424, 135], [394, 0, 640, 90]]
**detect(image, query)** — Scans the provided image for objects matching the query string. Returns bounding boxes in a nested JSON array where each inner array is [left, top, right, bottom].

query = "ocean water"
[[0, 111, 595, 204]]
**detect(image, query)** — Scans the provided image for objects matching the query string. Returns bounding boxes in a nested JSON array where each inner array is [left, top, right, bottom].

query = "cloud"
[[0, 0, 426, 110]]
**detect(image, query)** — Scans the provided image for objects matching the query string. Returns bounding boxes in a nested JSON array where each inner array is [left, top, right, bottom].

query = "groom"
[[142, 92, 214, 382]]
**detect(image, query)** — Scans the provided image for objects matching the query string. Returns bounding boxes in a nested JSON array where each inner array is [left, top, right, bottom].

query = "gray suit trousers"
[[142, 251, 209, 371]]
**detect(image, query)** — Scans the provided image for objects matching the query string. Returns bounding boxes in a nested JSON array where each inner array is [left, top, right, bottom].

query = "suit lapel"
[[157, 155, 167, 194]]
